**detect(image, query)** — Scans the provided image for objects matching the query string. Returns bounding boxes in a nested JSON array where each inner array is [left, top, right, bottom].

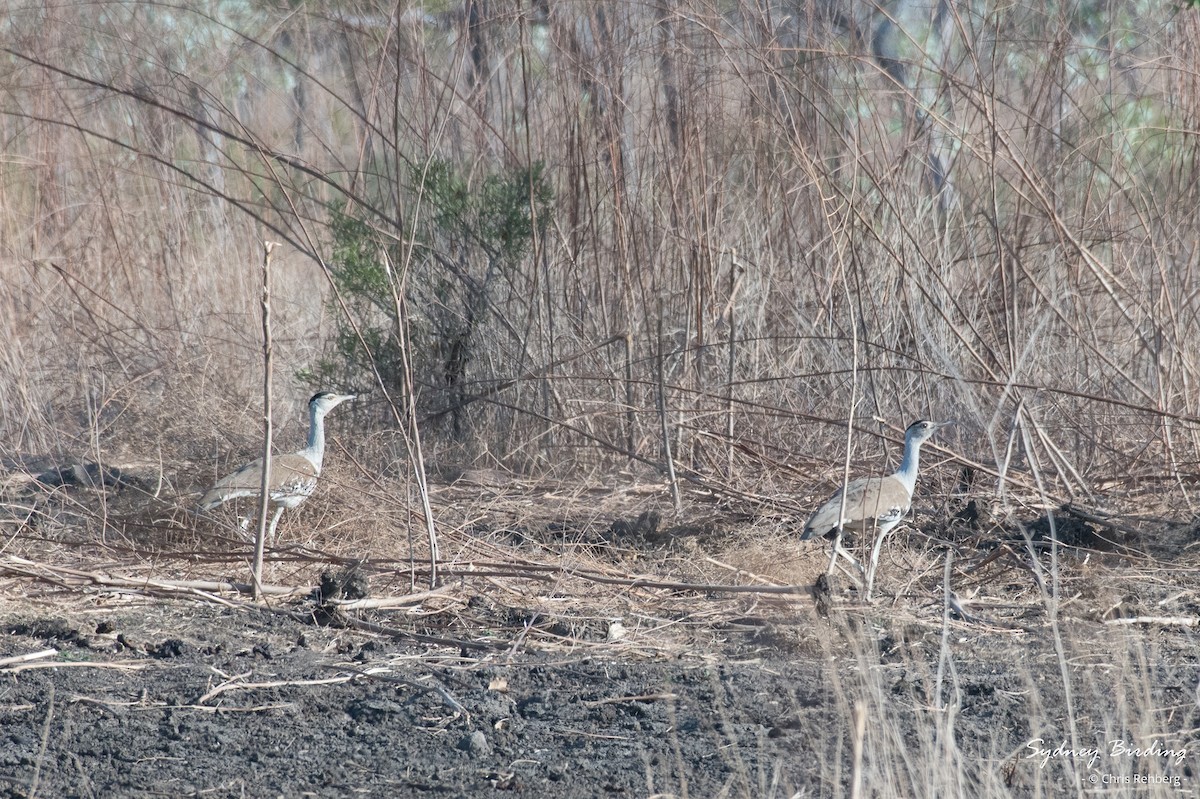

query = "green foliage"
[[418, 158, 553, 266], [329, 208, 390, 300], [306, 162, 554, 436], [422, 159, 471, 233], [298, 200, 403, 403], [480, 162, 554, 264]]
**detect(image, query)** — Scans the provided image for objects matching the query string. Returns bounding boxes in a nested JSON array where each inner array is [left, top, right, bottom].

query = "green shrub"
[[306, 158, 553, 438]]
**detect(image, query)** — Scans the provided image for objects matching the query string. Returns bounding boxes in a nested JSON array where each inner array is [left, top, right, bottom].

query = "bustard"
[[801, 419, 950, 600], [199, 391, 356, 542]]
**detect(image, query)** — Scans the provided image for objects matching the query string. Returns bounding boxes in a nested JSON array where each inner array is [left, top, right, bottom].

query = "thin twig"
[[197, 674, 358, 705], [0, 649, 57, 668], [29, 683, 53, 799], [850, 699, 867, 799], [1103, 616, 1198, 628], [583, 693, 678, 707], [328, 585, 455, 610], [656, 312, 682, 515], [383, 250, 439, 588], [3, 661, 146, 674], [1, 555, 306, 597]]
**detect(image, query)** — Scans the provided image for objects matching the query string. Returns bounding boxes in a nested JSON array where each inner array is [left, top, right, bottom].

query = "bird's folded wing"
[[802, 475, 909, 538], [199, 453, 317, 509]]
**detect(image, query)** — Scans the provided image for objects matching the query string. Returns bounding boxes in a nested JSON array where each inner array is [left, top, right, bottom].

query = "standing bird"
[[801, 419, 950, 600], [199, 391, 356, 543]]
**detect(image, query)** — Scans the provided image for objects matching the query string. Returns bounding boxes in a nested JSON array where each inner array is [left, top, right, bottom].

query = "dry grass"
[[3, 0, 1200, 795]]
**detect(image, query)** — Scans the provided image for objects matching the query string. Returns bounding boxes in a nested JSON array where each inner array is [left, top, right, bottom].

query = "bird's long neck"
[[303, 405, 327, 470], [893, 435, 923, 496]]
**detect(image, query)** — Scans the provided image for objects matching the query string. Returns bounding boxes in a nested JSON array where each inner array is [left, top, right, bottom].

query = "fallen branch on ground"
[[1, 555, 306, 598], [2, 660, 146, 674], [1103, 616, 1197, 627], [0, 649, 57, 668]]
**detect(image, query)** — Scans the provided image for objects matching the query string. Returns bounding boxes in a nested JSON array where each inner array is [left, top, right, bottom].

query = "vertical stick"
[[384, 252, 439, 588], [28, 683, 54, 799], [829, 280, 862, 581], [623, 331, 635, 460], [724, 253, 737, 479], [850, 699, 867, 799], [1016, 407, 1083, 789], [935, 549, 953, 711], [251, 241, 276, 601], [656, 311, 682, 515]]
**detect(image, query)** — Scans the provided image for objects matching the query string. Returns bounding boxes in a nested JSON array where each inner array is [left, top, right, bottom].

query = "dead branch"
[[1103, 616, 1198, 628], [2, 660, 146, 674], [197, 674, 359, 705], [0, 649, 57, 668], [2, 555, 307, 598]]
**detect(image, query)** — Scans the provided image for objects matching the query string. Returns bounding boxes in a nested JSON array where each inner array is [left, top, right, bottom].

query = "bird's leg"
[[265, 506, 285, 546], [827, 530, 866, 590], [865, 528, 889, 602], [826, 530, 844, 575], [835, 542, 864, 574], [826, 528, 864, 574]]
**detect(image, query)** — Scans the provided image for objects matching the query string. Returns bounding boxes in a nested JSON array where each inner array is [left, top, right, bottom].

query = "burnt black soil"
[[3, 594, 1197, 798]]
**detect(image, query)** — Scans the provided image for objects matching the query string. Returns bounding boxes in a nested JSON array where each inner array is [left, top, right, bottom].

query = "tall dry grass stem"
[[251, 241, 277, 601], [850, 699, 867, 799], [383, 250, 440, 588], [656, 312, 682, 515]]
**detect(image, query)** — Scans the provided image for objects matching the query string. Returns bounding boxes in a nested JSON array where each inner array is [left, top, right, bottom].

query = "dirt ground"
[[2, 477, 1199, 797]]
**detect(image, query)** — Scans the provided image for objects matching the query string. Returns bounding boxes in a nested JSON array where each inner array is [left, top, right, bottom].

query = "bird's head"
[[309, 391, 357, 415], [905, 419, 952, 444]]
